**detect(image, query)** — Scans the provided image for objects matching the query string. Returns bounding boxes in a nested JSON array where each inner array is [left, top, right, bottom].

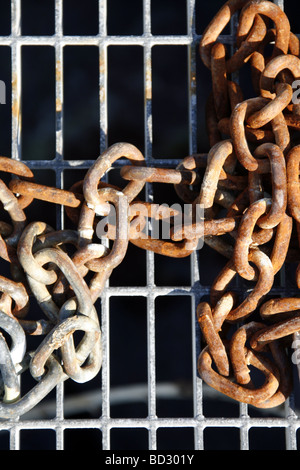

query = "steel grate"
[[0, 0, 298, 451]]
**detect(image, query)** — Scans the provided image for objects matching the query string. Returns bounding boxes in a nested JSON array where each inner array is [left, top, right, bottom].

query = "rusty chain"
[[195, 0, 300, 408], [0, 0, 299, 416]]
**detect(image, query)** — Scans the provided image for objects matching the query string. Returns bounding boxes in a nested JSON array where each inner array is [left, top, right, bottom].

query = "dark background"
[[0, 0, 298, 451]]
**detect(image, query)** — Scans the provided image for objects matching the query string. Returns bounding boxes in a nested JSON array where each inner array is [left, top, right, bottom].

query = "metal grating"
[[0, 0, 298, 451]]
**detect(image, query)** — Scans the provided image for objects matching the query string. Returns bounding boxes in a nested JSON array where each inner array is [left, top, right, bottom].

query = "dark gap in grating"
[[152, 46, 189, 159], [63, 169, 87, 190], [20, 429, 56, 450], [0, 0, 10, 36], [155, 254, 191, 286], [284, 262, 299, 290], [156, 398, 194, 419], [197, 244, 228, 287], [21, 0, 54, 36], [202, 389, 240, 418], [111, 402, 148, 420], [204, 427, 240, 450], [151, 0, 187, 35], [0, 431, 9, 450], [107, 0, 143, 36], [106, 166, 127, 189], [197, 294, 210, 305], [283, 1, 299, 36], [63, 46, 100, 160], [151, 178, 192, 287], [297, 429, 300, 449], [21, 46, 56, 161], [0, 47, 11, 157], [155, 295, 193, 417], [109, 296, 148, 416], [152, 181, 184, 207], [109, 297, 147, 389], [110, 428, 148, 450], [63, 0, 99, 36], [64, 428, 102, 450], [107, 46, 144, 153], [237, 61, 258, 100], [249, 427, 286, 451], [157, 428, 194, 450], [109, 242, 147, 287], [196, 0, 232, 36], [196, 47, 213, 154]]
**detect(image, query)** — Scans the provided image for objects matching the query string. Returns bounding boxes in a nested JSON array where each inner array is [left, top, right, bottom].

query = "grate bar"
[[0, 34, 238, 48], [1, 415, 299, 431], [143, 0, 158, 450], [11, 0, 21, 163]]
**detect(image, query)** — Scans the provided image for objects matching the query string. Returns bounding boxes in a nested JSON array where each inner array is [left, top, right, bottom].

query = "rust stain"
[[100, 87, 105, 104], [190, 73, 196, 94], [11, 73, 19, 119], [99, 49, 106, 76], [12, 98, 19, 120], [55, 60, 63, 112], [56, 59, 62, 82], [56, 97, 62, 113], [145, 58, 152, 103]]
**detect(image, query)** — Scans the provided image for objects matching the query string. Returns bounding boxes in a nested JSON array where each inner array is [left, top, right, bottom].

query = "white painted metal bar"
[[9, 0, 22, 450], [0, 34, 236, 48], [142, 0, 158, 450]]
